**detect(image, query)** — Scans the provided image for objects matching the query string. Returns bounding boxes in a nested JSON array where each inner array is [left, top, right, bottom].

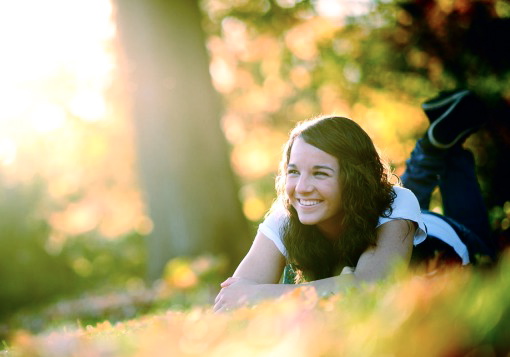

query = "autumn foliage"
[[5, 253, 510, 356]]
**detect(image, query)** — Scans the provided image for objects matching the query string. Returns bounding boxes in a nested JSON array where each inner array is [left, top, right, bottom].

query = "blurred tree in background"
[[113, 0, 252, 281]]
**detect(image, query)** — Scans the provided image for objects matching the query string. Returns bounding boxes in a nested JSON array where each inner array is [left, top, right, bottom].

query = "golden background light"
[[0, 0, 146, 241]]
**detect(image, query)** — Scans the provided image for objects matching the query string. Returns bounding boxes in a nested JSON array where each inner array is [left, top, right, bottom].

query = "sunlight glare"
[[0, 0, 139, 238], [0, 0, 115, 136], [70, 91, 107, 122], [28, 102, 67, 133], [0, 139, 17, 166], [275, 0, 298, 8], [0, 88, 31, 123], [315, 0, 372, 19]]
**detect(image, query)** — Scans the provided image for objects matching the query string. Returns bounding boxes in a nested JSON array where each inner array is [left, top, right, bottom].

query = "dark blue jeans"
[[401, 139, 495, 262]]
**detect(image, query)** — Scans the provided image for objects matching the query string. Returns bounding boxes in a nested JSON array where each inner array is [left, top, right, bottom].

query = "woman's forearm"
[[214, 273, 359, 312], [256, 273, 359, 301], [305, 273, 359, 296]]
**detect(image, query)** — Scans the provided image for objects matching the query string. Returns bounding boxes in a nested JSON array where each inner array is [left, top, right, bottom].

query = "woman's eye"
[[287, 169, 299, 175], [314, 171, 328, 177]]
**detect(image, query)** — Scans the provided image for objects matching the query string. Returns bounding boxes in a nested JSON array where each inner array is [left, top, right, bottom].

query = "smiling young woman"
[[277, 117, 403, 282], [214, 92, 496, 312]]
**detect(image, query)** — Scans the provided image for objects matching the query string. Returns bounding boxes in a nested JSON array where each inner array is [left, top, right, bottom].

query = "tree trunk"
[[113, 0, 251, 281]]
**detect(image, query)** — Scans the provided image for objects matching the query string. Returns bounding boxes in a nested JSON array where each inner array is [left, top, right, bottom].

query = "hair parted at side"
[[275, 115, 396, 282]]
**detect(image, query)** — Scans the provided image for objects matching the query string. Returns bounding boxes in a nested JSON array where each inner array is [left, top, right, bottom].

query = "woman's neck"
[[317, 213, 343, 241]]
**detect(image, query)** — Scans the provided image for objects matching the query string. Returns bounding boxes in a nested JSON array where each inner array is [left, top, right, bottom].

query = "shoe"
[[423, 89, 487, 149], [422, 89, 470, 123]]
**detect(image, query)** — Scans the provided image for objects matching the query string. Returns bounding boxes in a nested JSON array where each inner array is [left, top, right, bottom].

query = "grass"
[[3, 252, 510, 356]]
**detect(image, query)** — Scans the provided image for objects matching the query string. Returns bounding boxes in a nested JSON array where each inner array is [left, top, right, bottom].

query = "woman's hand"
[[213, 277, 263, 313], [213, 232, 287, 313]]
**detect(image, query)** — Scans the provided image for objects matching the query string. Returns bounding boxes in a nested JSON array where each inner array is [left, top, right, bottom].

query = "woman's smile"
[[297, 199, 322, 207]]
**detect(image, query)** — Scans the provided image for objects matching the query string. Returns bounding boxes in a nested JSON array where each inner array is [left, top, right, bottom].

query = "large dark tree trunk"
[[114, 0, 251, 280]]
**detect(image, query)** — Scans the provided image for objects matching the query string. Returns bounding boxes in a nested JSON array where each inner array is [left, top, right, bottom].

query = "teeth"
[[298, 199, 321, 206]]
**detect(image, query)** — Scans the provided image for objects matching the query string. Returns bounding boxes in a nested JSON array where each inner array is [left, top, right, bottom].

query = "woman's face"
[[285, 137, 342, 238]]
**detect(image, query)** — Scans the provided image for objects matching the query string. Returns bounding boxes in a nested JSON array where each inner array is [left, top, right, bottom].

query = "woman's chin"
[[297, 215, 318, 225]]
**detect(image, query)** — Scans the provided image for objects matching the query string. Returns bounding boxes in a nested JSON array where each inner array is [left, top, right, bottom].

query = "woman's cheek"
[[285, 179, 294, 198]]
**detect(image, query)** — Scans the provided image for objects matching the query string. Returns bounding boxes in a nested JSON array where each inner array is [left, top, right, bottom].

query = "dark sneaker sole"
[[424, 90, 479, 149], [421, 89, 471, 112]]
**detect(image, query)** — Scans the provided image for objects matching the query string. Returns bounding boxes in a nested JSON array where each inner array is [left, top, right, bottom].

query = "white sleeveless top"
[[258, 186, 469, 265]]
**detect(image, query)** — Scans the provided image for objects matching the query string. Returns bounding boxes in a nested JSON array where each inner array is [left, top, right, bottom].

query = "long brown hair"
[[275, 116, 396, 282]]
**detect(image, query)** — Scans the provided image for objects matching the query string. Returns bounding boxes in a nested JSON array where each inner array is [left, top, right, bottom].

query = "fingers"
[[214, 281, 234, 306], [213, 301, 228, 313], [213, 302, 222, 313], [213, 287, 236, 313], [214, 277, 245, 313], [220, 277, 239, 288], [214, 305, 229, 313], [213, 289, 223, 312], [214, 288, 223, 304], [213, 296, 231, 313]]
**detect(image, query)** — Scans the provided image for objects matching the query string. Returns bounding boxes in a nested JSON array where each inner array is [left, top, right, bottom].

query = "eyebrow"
[[288, 164, 336, 172]]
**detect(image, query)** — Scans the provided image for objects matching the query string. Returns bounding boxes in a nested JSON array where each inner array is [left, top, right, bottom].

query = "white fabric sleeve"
[[377, 186, 427, 245], [257, 201, 288, 256], [422, 213, 469, 264]]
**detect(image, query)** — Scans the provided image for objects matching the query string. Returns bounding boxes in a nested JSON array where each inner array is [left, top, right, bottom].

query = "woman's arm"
[[213, 231, 286, 312], [214, 219, 415, 312], [231, 230, 287, 284], [354, 218, 415, 281]]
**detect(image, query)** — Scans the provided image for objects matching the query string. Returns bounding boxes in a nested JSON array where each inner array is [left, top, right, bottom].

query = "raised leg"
[[439, 147, 491, 239], [400, 138, 444, 210]]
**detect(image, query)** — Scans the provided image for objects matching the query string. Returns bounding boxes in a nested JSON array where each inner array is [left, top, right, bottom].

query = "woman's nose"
[[295, 175, 313, 193]]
